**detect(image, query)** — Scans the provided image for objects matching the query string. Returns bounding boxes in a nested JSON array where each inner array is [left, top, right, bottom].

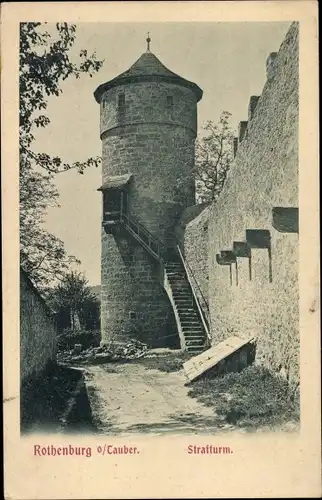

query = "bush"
[[57, 329, 101, 351]]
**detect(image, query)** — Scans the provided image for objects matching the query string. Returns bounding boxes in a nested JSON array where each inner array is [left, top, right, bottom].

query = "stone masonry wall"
[[101, 81, 198, 247], [100, 79, 199, 346], [102, 124, 195, 248], [20, 269, 57, 383], [101, 82, 197, 137], [101, 228, 178, 347], [184, 23, 299, 389], [184, 206, 211, 316]]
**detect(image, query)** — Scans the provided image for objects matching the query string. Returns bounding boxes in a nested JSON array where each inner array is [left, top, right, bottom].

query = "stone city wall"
[[184, 23, 299, 389]]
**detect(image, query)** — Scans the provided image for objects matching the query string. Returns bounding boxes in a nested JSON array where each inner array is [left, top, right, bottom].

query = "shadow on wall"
[[216, 210, 299, 288]]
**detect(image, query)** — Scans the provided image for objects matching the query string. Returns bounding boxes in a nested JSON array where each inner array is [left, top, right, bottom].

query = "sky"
[[34, 22, 291, 285]]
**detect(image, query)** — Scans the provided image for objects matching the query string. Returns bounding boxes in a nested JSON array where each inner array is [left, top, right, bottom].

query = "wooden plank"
[[183, 335, 256, 383]]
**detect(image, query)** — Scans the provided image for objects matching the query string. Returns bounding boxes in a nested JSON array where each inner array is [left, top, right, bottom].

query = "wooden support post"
[[120, 191, 123, 222], [246, 229, 271, 283], [268, 245, 272, 283], [233, 241, 251, 282], [235, 261, 238, 286], [249, 254, 252, 281]]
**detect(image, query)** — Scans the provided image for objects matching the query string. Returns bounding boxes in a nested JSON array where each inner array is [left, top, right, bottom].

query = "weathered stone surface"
[[207, 23, 299, 390], [238, 121, 248, 143], [101, 124, 195, 242], [266, 52, 278, 81], [183, 206, 210, 317], [248, 95, 260, 121], [20, 269, 57, 383], [233, 137, 238, 157], [182, 23, 299, 390], [98, 61, 201, 347], [100, 82, 197, 138], [100, 227, 178, 346]]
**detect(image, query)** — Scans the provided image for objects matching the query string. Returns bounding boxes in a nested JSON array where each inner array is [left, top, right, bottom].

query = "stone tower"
[[94, 37, 203, 347]]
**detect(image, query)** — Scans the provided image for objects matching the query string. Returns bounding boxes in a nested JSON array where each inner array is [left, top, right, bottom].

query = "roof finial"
[[146, 32, 151, 52]]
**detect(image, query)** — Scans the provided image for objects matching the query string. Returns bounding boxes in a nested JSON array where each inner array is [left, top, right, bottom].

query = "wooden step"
[[182, 326, 204, 332], [180, 317, 202, 328], [178, 310, 199, 321], [182, 331, 205, 336], [171, 286, 191, 289], [184, 336, 205, 341], [185, 340, 205, 347]]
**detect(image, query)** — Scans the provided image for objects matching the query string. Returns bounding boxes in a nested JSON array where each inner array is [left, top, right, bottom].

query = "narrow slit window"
[[166, 95, 173, 108], [118, 93, 125, 109]]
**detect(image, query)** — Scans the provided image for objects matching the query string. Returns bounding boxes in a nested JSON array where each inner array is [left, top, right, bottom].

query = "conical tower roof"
[[94, 50, 203, 103]]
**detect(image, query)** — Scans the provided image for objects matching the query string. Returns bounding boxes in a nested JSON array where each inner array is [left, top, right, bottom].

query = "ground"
[[84, 361, 234, 435], [81, 351, 299, 435]]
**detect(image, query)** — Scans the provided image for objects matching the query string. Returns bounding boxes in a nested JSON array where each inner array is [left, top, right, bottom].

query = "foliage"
[[46, 271, 100, 332], [20, 23, 104, 290], [188, 365, 300, 429], [56, 329, 101, 352], [194, 111, 234, 203], [78, 296, 100, 331]]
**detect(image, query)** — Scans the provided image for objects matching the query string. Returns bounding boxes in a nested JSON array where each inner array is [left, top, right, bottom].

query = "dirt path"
[[84, 362, 233, 436]]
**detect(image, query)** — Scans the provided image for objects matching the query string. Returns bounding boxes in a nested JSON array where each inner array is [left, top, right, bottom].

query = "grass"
[[21, 362, 96, 433], [187, 365, 300, 429]]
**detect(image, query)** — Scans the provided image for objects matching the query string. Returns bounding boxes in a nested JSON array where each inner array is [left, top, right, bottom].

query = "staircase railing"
[[122, 213, 166, 262], [177, 245, 211, 344], [119, 212, 211, 346]]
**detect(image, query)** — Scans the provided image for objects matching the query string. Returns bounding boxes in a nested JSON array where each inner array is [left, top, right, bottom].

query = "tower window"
[[118, 93, 125, 109], [166, 95, 173, 108]]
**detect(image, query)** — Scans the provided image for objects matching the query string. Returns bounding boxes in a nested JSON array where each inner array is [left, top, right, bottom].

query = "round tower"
[[94, 38, 203, 347]]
